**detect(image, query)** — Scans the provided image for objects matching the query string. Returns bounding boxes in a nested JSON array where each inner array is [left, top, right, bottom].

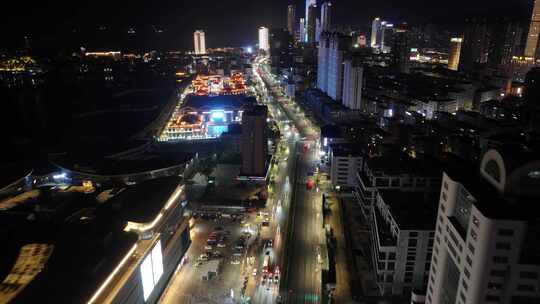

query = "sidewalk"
[[326, 192, 353, 303]]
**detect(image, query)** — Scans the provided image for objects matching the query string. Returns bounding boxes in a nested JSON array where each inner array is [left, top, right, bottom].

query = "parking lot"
[[160, 210, 278, 303]]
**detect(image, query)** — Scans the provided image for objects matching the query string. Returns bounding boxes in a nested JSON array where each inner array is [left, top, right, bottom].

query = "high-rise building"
[[305, 0, 317, 41], [327, 33, 349, 100], [269, 28, 294, 71], [525, 0, 540, 58], [448, 37, 463, 71], [299, 18, 306, 43], [287, 5, 296, 37], [193, 30, 206, 55], [259, 27, 270, 51], [461, 18, 523, 72], [426, 148, 540, 304], [318, 32, 351, 101], [307, 4, 317, 43], [371, 17, 382, 47], [321, 2, 332, 32], [370, 190, 437, 296], [381, 22, 394, 52], [342, 59, 364, 110], [241, 105, 268, 177], [316, 18, 321, 42], [460, 18, 490, 71], [392, 24, 410, 73], [488, 20, 523, 69], [317, 33, 330, 93]]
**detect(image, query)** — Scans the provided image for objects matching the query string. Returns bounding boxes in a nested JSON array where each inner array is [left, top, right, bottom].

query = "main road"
[[257, 58, 324, 304]]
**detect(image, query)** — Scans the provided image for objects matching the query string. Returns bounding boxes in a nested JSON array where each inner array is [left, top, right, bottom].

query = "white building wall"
[[426, 173, 540, 304], [327, 36, 344, 101], [330, 153, 362, 188], [194, 30, 206, 55], [259, 27, 270, 51], [317, 36, 329, 93]]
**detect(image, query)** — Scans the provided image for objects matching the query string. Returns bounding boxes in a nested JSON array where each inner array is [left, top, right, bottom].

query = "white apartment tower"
[[317, 33, 330, 93], [258, 26, 270, 51], [193, 30, 206, 55], [327, 33, 346, 101], [426, 148, 540, 304]]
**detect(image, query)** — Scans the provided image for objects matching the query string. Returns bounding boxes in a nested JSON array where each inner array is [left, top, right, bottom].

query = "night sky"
[[0, 0, 532, 51]]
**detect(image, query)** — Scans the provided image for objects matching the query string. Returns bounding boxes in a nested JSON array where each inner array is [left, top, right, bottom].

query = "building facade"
[[525, 0, 540, 58], [371, 17, 382, 47], [305, 0, 317, 42], [194, 30, 206, 55], [328, 143, 362, 188], [307, 4, 317, 43], [448, 38, 463, 71], [426, 149, 540, 304], [241, 105, 268, 177], [370, 190, 436, 296], [342, 59, 364, 110], [287, 5, 296, 37], [321, 2, 332, 32], [259, 27, 270, 52]]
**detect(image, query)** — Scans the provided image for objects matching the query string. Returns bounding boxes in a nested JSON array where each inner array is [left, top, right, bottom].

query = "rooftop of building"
[[110, 176, 182, 223], [365, 151, 443, 177], [52, 144, 195, 176], [0, 190, 138, 303], [330, 143, 365, 157], [0, 175, 185, 303], [379, 189, 438, 230], [181, 93, 253, 110], [444, 145, 540, 221]]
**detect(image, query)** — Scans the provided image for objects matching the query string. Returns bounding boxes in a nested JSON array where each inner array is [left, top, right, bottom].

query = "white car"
[[231, 259, 241, 265], [252, 268, 258, 277], [217, 242, 226, 248], [204, 245, 213, 250]]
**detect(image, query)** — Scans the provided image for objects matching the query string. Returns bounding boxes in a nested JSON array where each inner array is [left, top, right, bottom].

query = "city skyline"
[[2, 1, 540, 304], [0, 0, 532, 52]]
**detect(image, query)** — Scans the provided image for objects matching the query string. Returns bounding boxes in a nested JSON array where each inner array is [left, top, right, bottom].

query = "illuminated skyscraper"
[[525, 0, 540, 58], [287, 5, 296, 36], [321, 2, 332, 32], [259, 26, 270, 51], [448, 37, 463, 71], [193, 30, 206, 55], [371, 17, 381, 47]]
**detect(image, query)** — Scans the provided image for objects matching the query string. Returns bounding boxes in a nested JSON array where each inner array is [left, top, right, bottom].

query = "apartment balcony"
[[373, 206, 397, 248]]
